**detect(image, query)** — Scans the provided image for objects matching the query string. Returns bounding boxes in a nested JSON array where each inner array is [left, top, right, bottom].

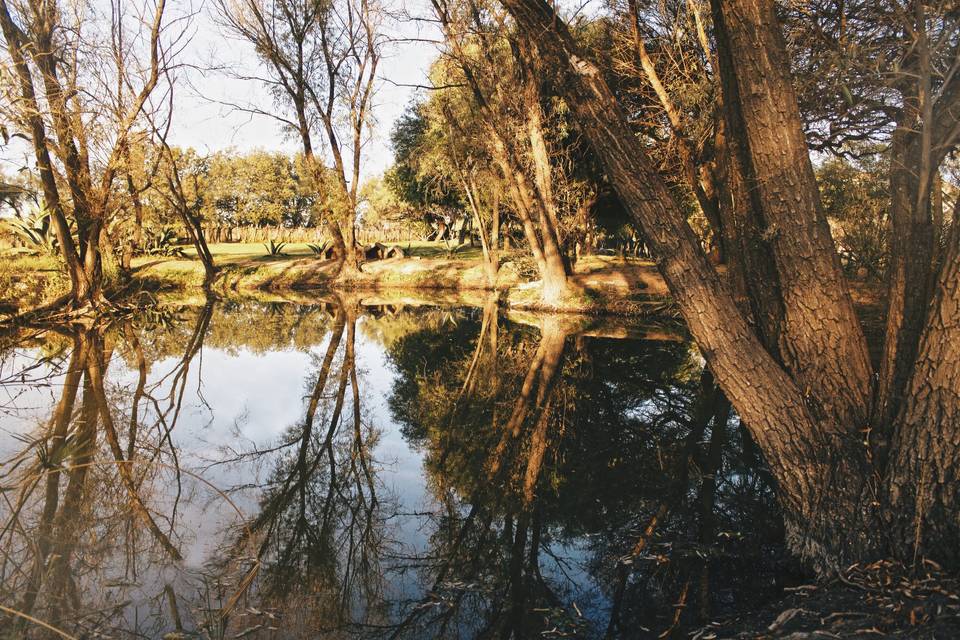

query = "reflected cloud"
[[0, 296, 790, 639]]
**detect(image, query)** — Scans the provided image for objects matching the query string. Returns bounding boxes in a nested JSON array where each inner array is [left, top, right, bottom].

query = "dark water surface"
[[0, 296, 802, 638]]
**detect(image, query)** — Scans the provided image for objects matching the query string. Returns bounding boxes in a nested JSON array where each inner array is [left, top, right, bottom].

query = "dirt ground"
[[699, 560, 960, 639]]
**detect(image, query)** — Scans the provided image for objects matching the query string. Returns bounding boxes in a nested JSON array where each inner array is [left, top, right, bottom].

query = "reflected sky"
[[0, 298, 792, 639]]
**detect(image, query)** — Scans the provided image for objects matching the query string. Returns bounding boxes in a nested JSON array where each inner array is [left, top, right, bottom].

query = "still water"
[[0, 295, 800, 638]]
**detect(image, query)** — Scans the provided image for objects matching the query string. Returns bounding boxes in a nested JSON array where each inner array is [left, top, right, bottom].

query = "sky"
[[164, 0, 442, 183]]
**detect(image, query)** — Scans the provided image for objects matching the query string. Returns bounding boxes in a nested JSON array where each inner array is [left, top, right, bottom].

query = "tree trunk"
[[0, 0, 89, 305], [875, 116, 936, 436], [340, 213, 362, 278], [432, 7, 567, 304], [498, 0, 878, 571], [519, 47, 571, 304], [182, 211, 218, 293], [710, 0, 872, 431], [490, 141, 547, 273], [885, 206, 960, 567], [711, 77, 786, 349], [462, 174, 499, 287]]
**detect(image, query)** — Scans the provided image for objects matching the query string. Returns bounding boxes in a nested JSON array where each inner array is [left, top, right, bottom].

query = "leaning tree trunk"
[[518, 47, 572, 305], [709, 47, 786, 350], [496, 0, 884, 572], [181, 210, 217, 293], [0, 0, 88, 306], [432, 5, 568, 304], [876, 127, 935, 434]]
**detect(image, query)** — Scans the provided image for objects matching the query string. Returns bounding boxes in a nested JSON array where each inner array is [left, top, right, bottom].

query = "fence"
[[203, 226, 328, 244], [203, 225, 428, 246]]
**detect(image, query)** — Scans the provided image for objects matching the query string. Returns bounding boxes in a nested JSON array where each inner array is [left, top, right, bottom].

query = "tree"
[[215, 0, 383, 278], [496, 0, 960, 572], [783, 0, 960, 435], [156, 146, 218, 290], [359, 174, 428, 241], [400, 88, 504, 282], [386, 103, 462, 216], [0, 0, 178, 311], [605, 0, 726, 259], [429, 0, 575, 303]]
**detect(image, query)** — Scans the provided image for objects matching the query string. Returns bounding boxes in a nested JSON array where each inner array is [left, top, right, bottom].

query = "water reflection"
[[0, 296, 795, 639]]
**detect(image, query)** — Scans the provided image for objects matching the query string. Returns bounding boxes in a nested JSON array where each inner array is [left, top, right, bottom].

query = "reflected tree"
[[384, 304, 783, 638], [0, 298, 792, 638], [213, 296, 390, 636], [0, 305, 214, 637]]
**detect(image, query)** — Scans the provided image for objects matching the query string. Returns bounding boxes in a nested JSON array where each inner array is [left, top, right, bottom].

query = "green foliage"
[[144, 227, 187, 257], [359, 175, 428, 239], [203, 150, 316, 227], [817, 152, 890, 278], [386, 102, 462, 213], [307, 242, 328, 255], [264, 239, 288, 256], [385, 47, 615, 254], [139, 148, 320, 231], [2, 208, 59, 256]]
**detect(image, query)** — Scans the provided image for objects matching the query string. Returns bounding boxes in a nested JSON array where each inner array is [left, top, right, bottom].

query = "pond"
[[0, 295, 802, 639]]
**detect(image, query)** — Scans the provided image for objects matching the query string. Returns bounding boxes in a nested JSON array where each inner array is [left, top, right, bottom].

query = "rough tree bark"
[[876, 61, 960, 436], [886, 207, 960, 568], [493, 0, 960, 572], [709, 0, 872, 431]]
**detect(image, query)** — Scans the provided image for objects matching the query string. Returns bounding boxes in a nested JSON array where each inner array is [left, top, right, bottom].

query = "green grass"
[[172, 240, 487, 263], [180, 242, 315, 261], [386, 240, 485, 260]]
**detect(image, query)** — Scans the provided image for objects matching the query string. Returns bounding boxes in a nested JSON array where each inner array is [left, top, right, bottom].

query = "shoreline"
[[122, 253, 677, 317], [1, 250, 884, 327]]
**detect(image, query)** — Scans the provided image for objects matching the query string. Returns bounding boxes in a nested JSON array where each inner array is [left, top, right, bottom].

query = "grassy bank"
[[1, 240, 883, 321], [138, 247, 672, 314], [0, 241, 659, 315], [0, 252, 70, 313]]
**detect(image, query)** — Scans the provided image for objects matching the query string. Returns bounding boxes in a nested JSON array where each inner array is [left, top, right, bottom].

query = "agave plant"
[[144, 228, 187, 257], [264, 239, 287, 256], [307, 241, 329, 256], [2, 209, 59, 255]]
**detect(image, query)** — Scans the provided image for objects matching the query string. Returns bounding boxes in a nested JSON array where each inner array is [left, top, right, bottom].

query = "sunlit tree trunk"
[[432, 0, 570, 304], [517, 45, 571, 303], [498, 0, 960, 572], [0, 0, 88, 304]]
